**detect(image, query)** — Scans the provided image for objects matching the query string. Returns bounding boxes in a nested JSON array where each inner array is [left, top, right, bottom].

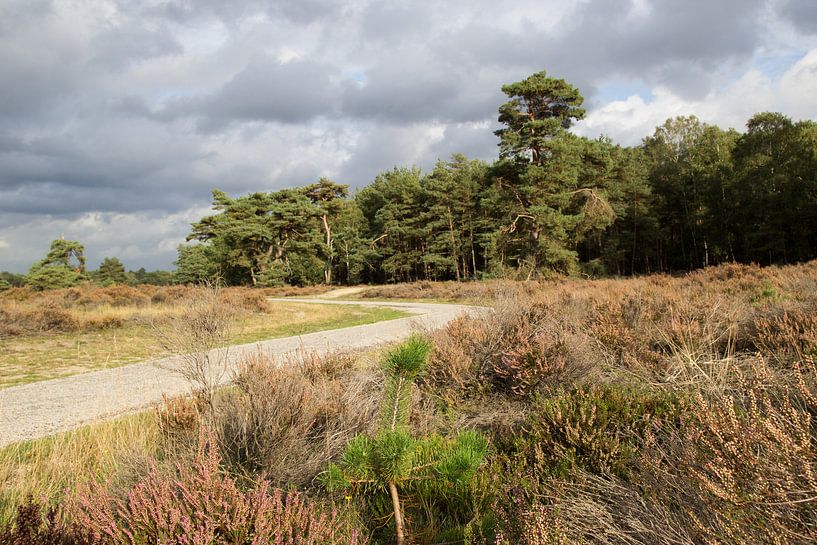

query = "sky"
[[1, 0, 816, 273]]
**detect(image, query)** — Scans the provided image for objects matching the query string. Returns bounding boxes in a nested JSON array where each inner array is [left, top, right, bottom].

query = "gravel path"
[[0, 299, 482, 447]]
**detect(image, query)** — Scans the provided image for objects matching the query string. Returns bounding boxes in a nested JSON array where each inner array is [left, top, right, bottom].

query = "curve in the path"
[[0, 300, 482, 447]]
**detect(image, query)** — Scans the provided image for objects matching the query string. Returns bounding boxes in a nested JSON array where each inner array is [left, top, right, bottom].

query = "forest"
[[174, 70, 817, 286]]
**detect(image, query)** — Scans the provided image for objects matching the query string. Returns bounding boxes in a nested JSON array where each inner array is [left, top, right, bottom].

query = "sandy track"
[[0, 300, 481, 447]]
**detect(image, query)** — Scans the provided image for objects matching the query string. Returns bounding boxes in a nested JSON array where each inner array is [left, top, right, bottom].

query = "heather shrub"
[[749, 307, 817, 365], [639, 358, 817, 545], [220, 287, 271, 313], [0, 497, 91, 545], [491, 471, 695, 545], [426, 292, 599, 399], [215, 352, 381, 487], [519, 385, 680, 478], [156, 393, 204, 446], [149, 285, 194, 304], [72, 439, 367, 545]]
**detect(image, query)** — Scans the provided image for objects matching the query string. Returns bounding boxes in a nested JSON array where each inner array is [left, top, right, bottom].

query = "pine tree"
[[96, 257, 128, 286], [321, 336, 488, 545], [26, 238, 87, 291]]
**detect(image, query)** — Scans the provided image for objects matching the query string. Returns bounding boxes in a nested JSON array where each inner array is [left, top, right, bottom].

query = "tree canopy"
[[25, 238, 87, 291], [0, 69, 788, 287]]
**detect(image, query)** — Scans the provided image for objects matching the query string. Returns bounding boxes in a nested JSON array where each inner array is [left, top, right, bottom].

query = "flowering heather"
[[71, 438, 366, 545]]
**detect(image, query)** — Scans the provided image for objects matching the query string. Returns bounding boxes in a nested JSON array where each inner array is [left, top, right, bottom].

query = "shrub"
[[215, 351, 381, 487], [0, 497, 90, 545], [749, 308, 817, 365], [639, 358, 817, 545], [520, 385, 680, 478], [492, 472, 695, 545], [72, 438, 367, 545], [426, 292, 599, 399]]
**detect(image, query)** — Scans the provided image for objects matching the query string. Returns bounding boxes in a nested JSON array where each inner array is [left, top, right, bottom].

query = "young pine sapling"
[[321, 335, 488, 545]]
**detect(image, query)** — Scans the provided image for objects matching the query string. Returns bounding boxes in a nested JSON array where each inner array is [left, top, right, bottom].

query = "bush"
[[72, 438, 367, 545], [0, 497, 89, 545], [426, 292, 600, 399], [639, 358, 817, 545], [214, 352, 381, 486], [520, 385, 680, 478]]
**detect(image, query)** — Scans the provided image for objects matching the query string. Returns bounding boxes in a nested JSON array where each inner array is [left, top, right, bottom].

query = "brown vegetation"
[[3, 261, 817, 544]]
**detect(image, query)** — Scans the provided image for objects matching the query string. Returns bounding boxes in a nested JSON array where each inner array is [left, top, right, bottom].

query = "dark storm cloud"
[[89, 22, 183, 70], [0, 0, 814, 272], [780, 0, 817, 34], [174, 58, 340, 129]]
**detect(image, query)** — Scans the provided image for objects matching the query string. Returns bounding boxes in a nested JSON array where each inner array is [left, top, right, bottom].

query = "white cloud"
[[577, 48, 817, 145]]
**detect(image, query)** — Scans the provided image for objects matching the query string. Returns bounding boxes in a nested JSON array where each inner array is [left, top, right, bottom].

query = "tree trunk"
[[447, 208, 461, 281], [322, 214, 333, 284], [388, 481, 406, 545]]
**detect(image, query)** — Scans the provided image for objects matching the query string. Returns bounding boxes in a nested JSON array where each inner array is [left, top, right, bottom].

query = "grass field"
[[0, 286, 406, 388]]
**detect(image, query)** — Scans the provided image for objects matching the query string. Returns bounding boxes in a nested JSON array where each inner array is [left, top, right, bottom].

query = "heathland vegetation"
[[2, 261, 817, 543], [1, 69, 816, 545]]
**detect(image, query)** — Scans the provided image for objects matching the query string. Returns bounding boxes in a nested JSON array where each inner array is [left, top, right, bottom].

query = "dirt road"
[[0, 299, 480, 447]]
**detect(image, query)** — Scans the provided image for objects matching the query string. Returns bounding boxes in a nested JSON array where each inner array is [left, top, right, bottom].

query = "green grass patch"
[[0, 302, 408, 388]]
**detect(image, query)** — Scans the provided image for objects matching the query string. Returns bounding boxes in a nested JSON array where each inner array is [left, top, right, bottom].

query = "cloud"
[[170, 58, 341, 129], [780, 0, 817, 34], [1, 0, 816, 272], [576, 47, 817, 145]]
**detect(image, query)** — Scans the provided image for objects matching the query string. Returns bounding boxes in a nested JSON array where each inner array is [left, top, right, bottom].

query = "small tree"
[[96, 256, 128, 286], [25, 238, 87, 290], [322, 336, 488, 545], [152, 285, 233, 419]]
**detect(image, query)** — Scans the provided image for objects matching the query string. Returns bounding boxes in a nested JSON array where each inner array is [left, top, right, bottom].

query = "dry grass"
[[214, 351, 383, 487], [0, 285, 406, 387], [0, 412, 161, 525]]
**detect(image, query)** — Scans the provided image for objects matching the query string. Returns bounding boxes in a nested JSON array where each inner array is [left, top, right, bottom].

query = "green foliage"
[[129, 268, 173, 285], [321, 336, 488, 544], [495, 70, 585, 165], [25, 239, 87, 291], [518, 385, 680, 478], [173, 244, 217, 285], [95, 257, 127, 286], [0, 272, 25, 288], [303, 178, 350, 284], [381, 335, 432, 432]]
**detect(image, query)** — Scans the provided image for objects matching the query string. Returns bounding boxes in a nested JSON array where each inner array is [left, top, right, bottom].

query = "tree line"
[[0, 239, 172, 291], [176, 70, 817, 285], [4, 69, 815, 290]]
